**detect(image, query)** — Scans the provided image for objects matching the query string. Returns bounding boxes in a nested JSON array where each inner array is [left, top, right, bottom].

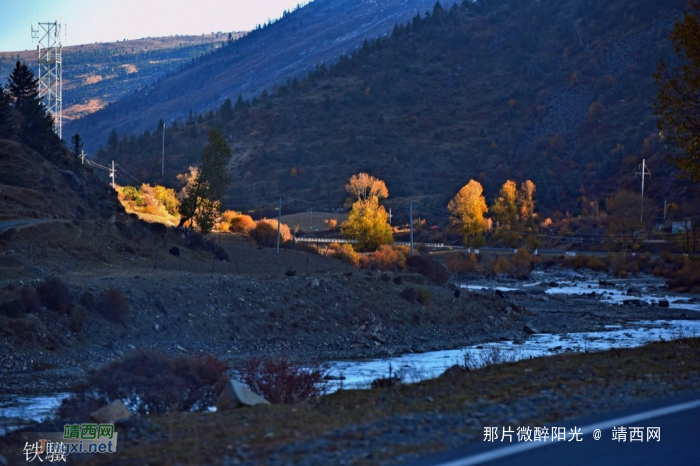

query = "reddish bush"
[[250, 220, 292, 247], [220, 210, 256, 234], [667, 259, 700, 291], [406, 255, 449, 285], [332, 243, 360, 267], [238, 357, 327, 404], [444, 251, 479, 275], [365, 245, 409, 271], [59, 350, 228, 416], [510, 248, 535, 279]]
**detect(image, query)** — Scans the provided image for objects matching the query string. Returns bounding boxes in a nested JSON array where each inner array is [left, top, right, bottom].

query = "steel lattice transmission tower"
[[31, 21, 63, 139]]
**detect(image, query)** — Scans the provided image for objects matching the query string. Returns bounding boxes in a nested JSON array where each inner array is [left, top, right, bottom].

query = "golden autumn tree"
[[491, 180, 521, 246], [517, 180, 537, 229], [341, 172, 393, 251], [448, 179, 489, 247], [491, 180, 518, 229]]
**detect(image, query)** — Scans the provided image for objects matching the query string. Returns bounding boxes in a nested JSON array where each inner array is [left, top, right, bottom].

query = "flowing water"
[[2, 271, 699, 435]]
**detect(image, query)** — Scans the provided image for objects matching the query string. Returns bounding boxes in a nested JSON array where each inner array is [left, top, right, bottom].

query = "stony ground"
[[1, 338, 697, 465], [2, 229, 699, 397], [2, 222, 700, 465]]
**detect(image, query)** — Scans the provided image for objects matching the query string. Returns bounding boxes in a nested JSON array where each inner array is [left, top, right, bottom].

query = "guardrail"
[[296, 237, 445, 248]]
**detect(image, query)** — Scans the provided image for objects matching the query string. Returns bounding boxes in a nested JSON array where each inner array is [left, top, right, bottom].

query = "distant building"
[[672, 220, 692, 234]]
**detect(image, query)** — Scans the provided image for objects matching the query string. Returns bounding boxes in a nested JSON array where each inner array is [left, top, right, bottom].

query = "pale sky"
[[0, 0, 313, 52]]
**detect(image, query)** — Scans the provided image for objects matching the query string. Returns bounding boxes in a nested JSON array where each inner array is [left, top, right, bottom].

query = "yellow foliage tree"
[[341, 172, 393, 251], [448, 180, 488, 247], [491, 180, 518, 229], [517, 180, 537, 228]]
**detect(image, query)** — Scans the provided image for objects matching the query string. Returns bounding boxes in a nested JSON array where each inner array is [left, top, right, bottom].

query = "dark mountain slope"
[[100, 0, 698, 216], [66, 0, 460, 152]]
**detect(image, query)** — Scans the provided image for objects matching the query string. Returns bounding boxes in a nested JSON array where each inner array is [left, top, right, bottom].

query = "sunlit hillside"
[[0, 34, 236, 122]]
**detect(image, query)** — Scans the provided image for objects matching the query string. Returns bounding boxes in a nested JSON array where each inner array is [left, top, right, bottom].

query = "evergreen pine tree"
[[177, 128, 232, 233], [0, 86, 13, 138], [71, 133, 84, 159], [7, 61, 39, 110], [7, 61, 59, 158], [107, 128, 119, 150], [219, 98, 234, 120]]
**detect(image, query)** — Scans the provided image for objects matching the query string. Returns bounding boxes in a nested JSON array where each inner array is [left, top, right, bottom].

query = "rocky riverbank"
[[2, 266, 698, 397]]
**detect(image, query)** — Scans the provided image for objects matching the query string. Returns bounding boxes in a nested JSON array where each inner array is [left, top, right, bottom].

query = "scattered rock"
[[523, 323, 539, 334], [454, 289, 461, 299], [658, 299, 670, 308], [440, 364, 469, 379], [310, 278, 320, 288], [175, 344, 186, 352], [217, 380, 271, 410], [90, 400, 132, 424], [411, 344, 427, 353], [169, 247, 181, 256]]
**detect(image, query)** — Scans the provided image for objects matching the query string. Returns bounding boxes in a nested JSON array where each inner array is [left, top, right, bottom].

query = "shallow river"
[[2, 271, 698, 435]]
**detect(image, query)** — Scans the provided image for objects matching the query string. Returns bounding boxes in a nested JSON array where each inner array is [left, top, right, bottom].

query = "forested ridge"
[[98, 0, 697, 217]]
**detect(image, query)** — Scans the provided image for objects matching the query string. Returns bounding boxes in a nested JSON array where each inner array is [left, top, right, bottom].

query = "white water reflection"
[[462, 271, 700, 313], [0, 393, 70, 436], [323, 320, 700, 392]]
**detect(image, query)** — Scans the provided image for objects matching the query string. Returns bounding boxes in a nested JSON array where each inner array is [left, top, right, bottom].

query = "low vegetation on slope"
[[98, 0, 696, 219]]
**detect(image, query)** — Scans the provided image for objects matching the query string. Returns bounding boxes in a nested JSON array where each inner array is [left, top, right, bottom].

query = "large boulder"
[[523, 323, 539, 334], [90, 400, 132, 424], [216, 380, 271, 410]]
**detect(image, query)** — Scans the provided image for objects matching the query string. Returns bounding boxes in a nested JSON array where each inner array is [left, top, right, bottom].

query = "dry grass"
[[45, 338, 700, 465]]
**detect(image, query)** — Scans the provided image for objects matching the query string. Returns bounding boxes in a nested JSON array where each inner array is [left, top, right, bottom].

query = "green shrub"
[[416, 287, 433, 304]]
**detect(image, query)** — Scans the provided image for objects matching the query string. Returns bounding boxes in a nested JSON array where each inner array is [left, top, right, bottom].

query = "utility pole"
[[636, 159, 651, 223], [389, 208, 392, 226], [110, 160, 116, 189], [161, 123, 165, 178], [276, 195, 282, 254], [79, 149, 86, 165], [409, 200, 414, 255], [663, 199, 667, 221]]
